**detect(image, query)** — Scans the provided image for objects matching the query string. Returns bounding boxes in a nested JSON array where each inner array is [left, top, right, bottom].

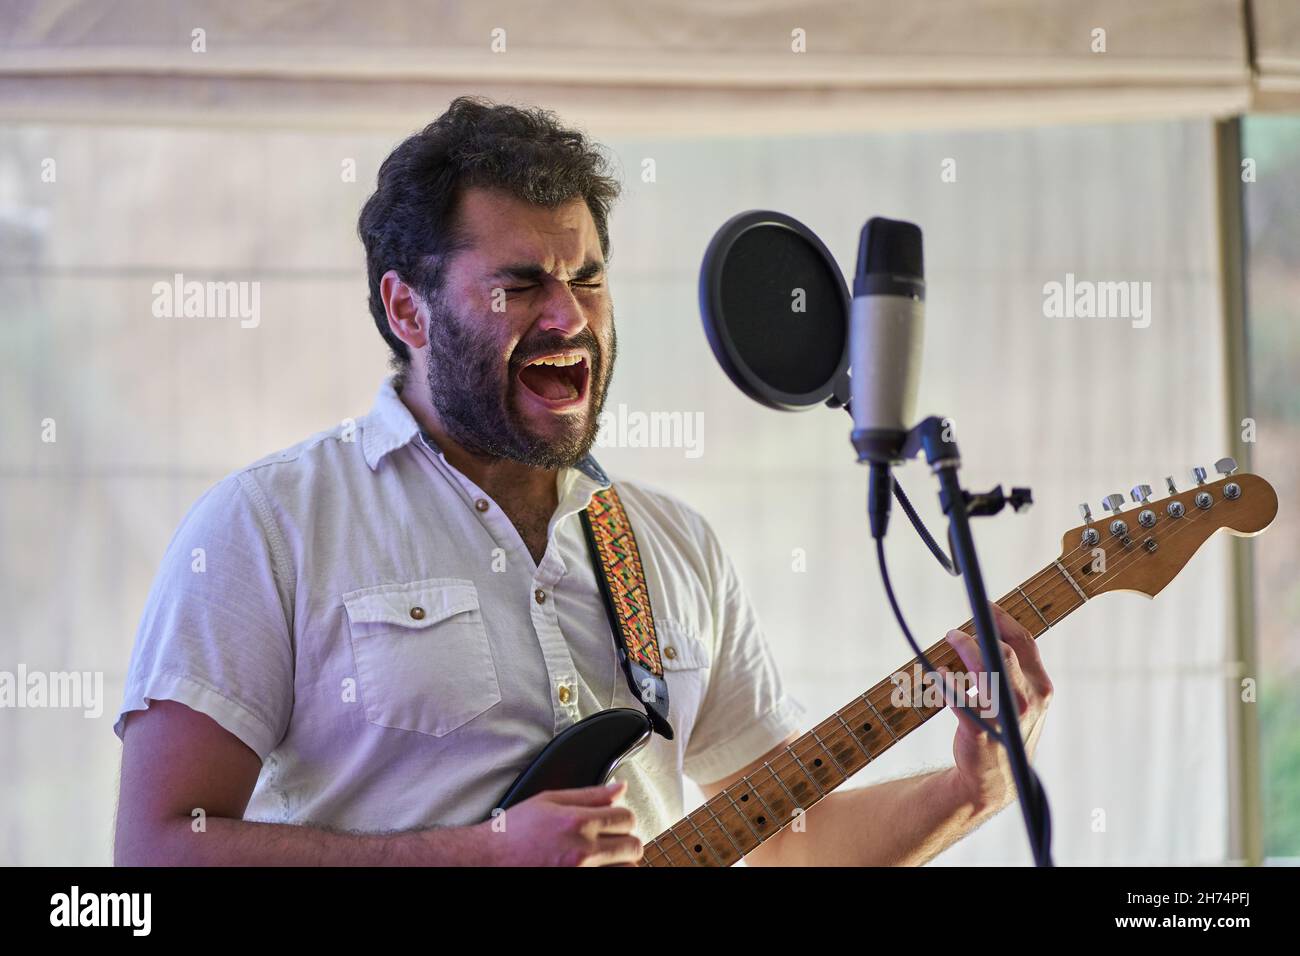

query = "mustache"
[[510, 328, 603, 370]]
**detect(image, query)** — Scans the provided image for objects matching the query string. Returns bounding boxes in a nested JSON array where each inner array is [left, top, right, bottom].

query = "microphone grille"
[[856, 218, 923, 282]]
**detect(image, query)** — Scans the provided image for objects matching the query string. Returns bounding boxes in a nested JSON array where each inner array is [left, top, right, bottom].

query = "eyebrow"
[[488, 259, 605, 284]]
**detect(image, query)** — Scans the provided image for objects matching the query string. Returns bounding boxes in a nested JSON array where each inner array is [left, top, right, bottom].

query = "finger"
[[945, 629, 981, 673], [936, 664, 989, 736], [974, 635, 1030, 718], [989, 601, 1032, 643], [991, 602, 1054, 698], [574, 804, 638, 834], [588, 835, 644, 866], [948, 628, 1017, 677], [547, 780, 626, 807], [987, 608, 1050, 712], [997, 644, 1031, 718], [946, 631, 1028, 723]]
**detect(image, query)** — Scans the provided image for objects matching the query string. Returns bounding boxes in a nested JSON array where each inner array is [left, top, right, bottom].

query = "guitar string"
[[644, 493, 1235, 866], [993, 480, 1235, 620], [986, 486, 1226, 638], [644, 497, 1228, 866], [645, 499, 1226, 866], [989, 492, 1199, 620], [916, 482, 1225, 669]]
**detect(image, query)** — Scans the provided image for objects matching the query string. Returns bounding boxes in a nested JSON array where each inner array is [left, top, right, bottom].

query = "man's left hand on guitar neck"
[[699, 600, 1054, 866], [940, 601, 1055, 821]]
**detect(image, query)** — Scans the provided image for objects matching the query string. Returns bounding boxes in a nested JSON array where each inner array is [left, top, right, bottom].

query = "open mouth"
[[515, 351, 590, 409]]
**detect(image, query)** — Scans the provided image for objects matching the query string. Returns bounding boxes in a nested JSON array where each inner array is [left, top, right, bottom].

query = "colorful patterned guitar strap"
[[579, 484, 675, 741]]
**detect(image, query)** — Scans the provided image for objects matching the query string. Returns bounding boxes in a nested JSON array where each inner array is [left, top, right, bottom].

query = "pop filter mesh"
[[719, 224, 846, 396]]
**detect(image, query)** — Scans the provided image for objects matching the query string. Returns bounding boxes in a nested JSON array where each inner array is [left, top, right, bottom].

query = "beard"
[[421, 291, 616, 470]]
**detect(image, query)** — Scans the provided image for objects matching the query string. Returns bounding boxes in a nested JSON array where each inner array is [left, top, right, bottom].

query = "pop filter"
[[698, 210, 850, 411]]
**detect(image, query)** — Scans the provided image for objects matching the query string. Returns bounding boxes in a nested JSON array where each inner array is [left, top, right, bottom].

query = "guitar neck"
[[640, 558, 1090, 867]]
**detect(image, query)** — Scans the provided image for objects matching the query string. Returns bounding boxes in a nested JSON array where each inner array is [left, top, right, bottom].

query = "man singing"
[[114, 96, 1052, 866]]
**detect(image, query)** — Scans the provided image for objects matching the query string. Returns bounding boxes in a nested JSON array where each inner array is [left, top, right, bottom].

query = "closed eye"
[[504, 281, 602, 293]]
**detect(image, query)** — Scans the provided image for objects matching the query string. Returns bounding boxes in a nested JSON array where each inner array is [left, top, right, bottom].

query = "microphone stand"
[[889, 415, 1052, 867]]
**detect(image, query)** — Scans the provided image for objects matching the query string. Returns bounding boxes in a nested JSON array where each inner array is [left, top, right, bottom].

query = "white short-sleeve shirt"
[[114, 378, 806, 842]]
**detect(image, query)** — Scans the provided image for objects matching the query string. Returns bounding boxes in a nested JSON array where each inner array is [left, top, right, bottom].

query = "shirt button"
[[410, 606, 426, 621], [663, 646, 677, 661], [558, 685, 572, 705], [534, 588, 546, 605], [474, 498, 489, 512]]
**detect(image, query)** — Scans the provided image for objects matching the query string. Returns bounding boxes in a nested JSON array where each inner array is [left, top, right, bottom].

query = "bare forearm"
[[115, 815, 492, 866], [753, 768, 992, 866]]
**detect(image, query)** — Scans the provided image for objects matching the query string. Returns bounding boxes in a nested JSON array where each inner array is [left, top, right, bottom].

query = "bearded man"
[[113, 96, 1052, 867]]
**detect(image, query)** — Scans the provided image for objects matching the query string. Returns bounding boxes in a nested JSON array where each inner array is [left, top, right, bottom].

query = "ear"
[[379, 270, 429, 352]]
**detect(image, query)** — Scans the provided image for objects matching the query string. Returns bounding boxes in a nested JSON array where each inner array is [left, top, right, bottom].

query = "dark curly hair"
[[357, 95, 623, 372]]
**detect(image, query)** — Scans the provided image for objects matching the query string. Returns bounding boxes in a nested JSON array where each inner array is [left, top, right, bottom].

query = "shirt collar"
[[361, 377, 423, 471], [361, 376, 611, 494]]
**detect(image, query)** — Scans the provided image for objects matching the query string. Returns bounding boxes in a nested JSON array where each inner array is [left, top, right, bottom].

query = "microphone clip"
[[946, 484, 1035, 518]]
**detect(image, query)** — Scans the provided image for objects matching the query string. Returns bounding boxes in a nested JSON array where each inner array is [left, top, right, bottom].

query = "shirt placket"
[[416, 437, 583, 736], [531, 548, 582, 734]]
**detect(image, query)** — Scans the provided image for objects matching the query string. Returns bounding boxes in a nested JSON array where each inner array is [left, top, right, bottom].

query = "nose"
[[534, 283, 589, 338]]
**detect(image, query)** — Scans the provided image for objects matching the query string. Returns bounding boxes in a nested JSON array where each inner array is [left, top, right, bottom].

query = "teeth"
[[528, 354, 584, 368]]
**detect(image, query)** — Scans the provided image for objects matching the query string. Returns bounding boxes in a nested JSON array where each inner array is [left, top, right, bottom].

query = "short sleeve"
[[683, 520, 806, 786], [113, 472, 295, 760]]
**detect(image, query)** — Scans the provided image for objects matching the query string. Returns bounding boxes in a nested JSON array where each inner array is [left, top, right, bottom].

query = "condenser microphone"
[[849, 217, 925, 467], [848, 217, 924, 541]]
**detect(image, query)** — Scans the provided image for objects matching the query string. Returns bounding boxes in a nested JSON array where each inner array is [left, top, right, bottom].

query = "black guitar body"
[[496, 708, 653, 810]]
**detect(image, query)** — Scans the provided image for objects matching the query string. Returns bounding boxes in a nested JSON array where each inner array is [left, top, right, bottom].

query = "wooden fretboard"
[[639, 558, 1089, 866]]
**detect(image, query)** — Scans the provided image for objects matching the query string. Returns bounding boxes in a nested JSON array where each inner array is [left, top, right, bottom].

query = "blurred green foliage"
[[1243, 115, 1300, 860]]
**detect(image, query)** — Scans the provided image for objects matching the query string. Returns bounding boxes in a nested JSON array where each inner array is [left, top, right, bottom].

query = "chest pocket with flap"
[[343, 577, 502, 738]]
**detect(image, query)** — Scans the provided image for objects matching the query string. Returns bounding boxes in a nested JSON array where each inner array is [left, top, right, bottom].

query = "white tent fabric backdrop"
[[0, 0, 1281, 131], [0, 113, 1232, 865]]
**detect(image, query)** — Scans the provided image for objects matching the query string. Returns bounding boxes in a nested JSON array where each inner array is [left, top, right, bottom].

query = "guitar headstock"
[[1059, 459, 1277, 599]]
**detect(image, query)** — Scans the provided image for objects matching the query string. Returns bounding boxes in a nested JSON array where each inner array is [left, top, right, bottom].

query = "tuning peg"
[[1165, 476, 1178, 494], [1130, 484, 1153, 504], [1214, 457, 1238, 476], [1102, 493, 1125, 514], [1079, 503, 1093, 524], [1190, 466, 1208, 486]]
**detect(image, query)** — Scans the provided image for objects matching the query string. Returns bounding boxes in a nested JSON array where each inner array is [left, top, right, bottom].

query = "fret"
[[1053, 558, 1089, 604], [873, 686, 927, 736], [721, 788, 764, 845], [862, 694, 899, 744], [809, 726, 853, 777], [700, 802, 746, 861], [665, 824, 699, 866], [1015, 585, 1051, 632], [739, 775, 781, 833], [792, 738, 841, 798], [885, 670, 932, 726], [833, 711, 874, 763], [644, 556, 1106, 865], [788, 749, 827, 798], [682, 812, 727, 867], [843, 697, 894, 758], [765, 762, 802, 814]]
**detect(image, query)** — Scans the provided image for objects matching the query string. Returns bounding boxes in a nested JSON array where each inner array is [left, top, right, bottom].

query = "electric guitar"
[[496, 460, 1277, 866]]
